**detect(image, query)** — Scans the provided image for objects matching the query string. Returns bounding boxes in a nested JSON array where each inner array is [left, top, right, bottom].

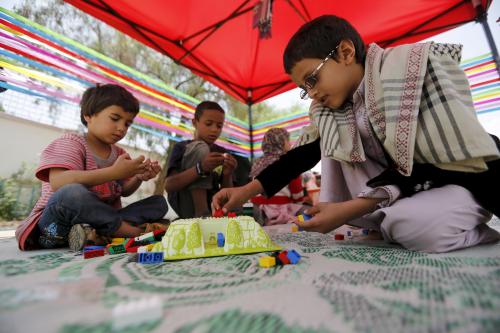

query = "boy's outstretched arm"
[[295, 198, 384, 233], [212, 179, 264, 212], [48, 154, 147, 192]]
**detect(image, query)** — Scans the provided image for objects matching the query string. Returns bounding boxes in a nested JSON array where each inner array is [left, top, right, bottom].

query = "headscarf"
[[250, 127, 289, 178]]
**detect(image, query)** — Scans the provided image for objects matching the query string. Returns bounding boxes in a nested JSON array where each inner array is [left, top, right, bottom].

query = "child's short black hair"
[[283, 15, 366, 74], [80, 84, 139, 126], [194, 101, 225, 120]]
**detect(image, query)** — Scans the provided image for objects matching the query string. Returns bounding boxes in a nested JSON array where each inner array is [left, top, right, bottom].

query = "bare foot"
[[112, 221, 143, 238]]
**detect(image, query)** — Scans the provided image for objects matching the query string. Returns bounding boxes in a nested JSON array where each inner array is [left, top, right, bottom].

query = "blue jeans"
[[37, 184, 168, 248]]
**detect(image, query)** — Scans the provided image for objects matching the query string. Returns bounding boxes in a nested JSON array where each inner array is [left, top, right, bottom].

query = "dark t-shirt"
[[166, 140, 227, 217]]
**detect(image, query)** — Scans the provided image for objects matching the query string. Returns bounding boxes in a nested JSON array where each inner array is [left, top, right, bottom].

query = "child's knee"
[[183, 141, 210, 166], [151, 195, 168, 217], [381, 219, 449, 253]]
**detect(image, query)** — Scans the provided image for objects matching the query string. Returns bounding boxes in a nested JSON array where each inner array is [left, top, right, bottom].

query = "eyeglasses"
[[299, 45, 339, 100]]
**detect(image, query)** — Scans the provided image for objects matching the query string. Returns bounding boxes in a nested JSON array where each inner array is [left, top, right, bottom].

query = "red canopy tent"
[[63, 0, 495, 158]]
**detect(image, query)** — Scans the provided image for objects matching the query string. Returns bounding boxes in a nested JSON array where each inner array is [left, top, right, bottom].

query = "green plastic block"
[[108, 244, 126, 254]]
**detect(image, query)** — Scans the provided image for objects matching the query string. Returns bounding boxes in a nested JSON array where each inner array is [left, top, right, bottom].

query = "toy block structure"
[[156, 216, 281, 260]]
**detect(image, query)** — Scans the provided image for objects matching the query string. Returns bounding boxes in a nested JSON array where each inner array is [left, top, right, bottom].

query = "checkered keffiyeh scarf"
[[295, 43, 500, 176]]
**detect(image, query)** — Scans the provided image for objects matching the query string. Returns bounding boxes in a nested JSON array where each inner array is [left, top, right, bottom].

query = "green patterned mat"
[[0, 220, 499, 333]]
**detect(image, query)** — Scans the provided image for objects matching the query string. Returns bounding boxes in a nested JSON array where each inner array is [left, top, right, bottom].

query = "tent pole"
[[473, 0, 500, 77], [248, 102, 254, 162], [247, 89, 254, 162]]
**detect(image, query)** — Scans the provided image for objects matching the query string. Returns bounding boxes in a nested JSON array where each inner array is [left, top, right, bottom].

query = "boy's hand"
[[295, 202, 347, 233], [112, 154, 147, 179], [211, 186, 248, 212], [222, 153, 237, 176], [136, 159, 162, 181], [201, 153, 224, 173]]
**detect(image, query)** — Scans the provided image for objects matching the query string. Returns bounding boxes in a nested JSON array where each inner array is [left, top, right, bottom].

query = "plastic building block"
[[84, 245, 105, 251], [278, 251, 291, 265], [126, 245, 140, 253], [111, 238, 125, 244], [286, 250, 301, 264], [291, 224, 299, 233], [297, 213, 312, 222], [125, 238, 135, 249], [227, 212, 237, 218], [302, 213, 312, 221], [84, 248, 105, 259], [271, 251, 283, 265], [157, 216, 281, 260], [362, 228, 370, 236], [135, 232, 155, 242], [153, 229, 166, 241], [137, 243, 156, 253], [108, 244, 126, 254], [213, 209, 224, 218], [334, 234, 345, 240], [138, 252, 164, 264], [217, 232, 225, 247], [346, 230, 354, 240], [112, 297, 162, 330], [259, 256, 276, 268]]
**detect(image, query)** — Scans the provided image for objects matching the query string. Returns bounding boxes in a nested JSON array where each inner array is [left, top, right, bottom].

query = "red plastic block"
[[334, 234, 345, 240], [227, 212, 237, 218], [126, 245, 140, 253], [153, 229, 166, 240], [84, 248, 105, 259], [278, 251, 291, 265], [213, 209, 224, 218], [125, 238, 135, 249]]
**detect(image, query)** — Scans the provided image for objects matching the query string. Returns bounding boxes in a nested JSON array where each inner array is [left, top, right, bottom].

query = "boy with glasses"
[[213, 15, 500, 253]]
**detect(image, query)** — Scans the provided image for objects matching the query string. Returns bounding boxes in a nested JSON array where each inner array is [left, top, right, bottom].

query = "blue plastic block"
[[286, 249, 301, 264], [302, 213, 312, 221], [84, 245, 105, 251], [362, 228, 369, 236], [217, 232, 225, 247], [138, 252, 164, 264]]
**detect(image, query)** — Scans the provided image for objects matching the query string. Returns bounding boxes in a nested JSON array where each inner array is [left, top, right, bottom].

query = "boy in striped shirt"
[[16, 84, 167, 251]]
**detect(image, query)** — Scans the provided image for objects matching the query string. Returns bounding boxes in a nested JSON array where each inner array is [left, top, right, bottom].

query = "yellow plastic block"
[[291, 224, 299, 233], [297, 215, 304, 222], [111, 238, 125, 244], [259, 256, 276, 268]]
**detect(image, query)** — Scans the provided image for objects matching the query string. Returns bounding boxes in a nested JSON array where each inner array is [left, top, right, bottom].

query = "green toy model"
[[155, 216, 281, 260]]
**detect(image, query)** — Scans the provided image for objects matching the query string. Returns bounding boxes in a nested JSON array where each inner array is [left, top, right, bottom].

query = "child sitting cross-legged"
[[164, 101, 238, 218], [16, 84, 168, 251]]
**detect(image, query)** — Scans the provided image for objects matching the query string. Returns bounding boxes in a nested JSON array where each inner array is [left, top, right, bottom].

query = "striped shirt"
[[16, 133, 127, 250]]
